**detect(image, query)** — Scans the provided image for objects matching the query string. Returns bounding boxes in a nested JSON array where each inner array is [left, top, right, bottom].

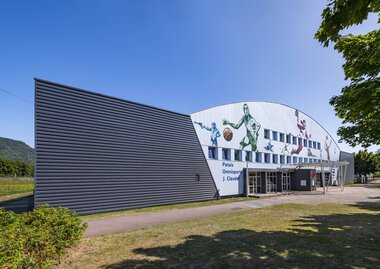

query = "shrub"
[[0, 205, 87, 269]]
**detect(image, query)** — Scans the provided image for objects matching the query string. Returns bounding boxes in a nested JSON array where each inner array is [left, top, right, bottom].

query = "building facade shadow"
[[102, 202, 380, 269]]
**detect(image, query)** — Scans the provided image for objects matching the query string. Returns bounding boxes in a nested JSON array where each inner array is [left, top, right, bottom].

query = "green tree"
[[354, 150, 378, 182], [0, 158, 34, 177], [315, 0, 380, 148]]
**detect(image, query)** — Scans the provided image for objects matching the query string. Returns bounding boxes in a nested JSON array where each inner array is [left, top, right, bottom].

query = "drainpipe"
[[246, 159, 249, 197]]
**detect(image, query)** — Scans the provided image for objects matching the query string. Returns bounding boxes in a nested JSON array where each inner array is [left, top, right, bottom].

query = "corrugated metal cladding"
[[35, 79, 218, 215], [340, 151, 355, 184]]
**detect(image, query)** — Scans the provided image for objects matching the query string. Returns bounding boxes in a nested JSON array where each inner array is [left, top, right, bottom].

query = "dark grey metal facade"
[[35, 79, 217, 215], [339, 151, 355, 184]]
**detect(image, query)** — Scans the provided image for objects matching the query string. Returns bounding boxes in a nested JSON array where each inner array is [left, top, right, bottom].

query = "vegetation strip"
[[59, 203, 380, 269], [0, 178, 34, 197]]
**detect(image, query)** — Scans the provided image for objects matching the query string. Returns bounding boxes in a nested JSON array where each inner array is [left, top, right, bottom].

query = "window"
[[299, 157, 303, 164], [304, 157, 308, 163], [292, 136, 297, 145], [264, 129, 270, 139], [280, 155, 285, 164], [286, 134, 291, 143], [272, 131, 278, 141], [303, 139, 307, 147], [317, 142, 321, 150], [222, 148, 230, 160], [264, 153, 271, 163], [308, 140, 312, 148], [279, 133, 285, 142], [287, 156, 292, 164], [272, 154, 278, 164], [298, 138, 302, 145], [256, 152, 262, 163], [208, 147, 217, 159], [245, 151, 253, 162], [234, 150, 242, 161], [293, 156, 297, 163], [313, 141, 316, 149]]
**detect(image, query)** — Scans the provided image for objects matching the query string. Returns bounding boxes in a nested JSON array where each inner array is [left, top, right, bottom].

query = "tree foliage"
[[0, 158, 34, 177], [354, 150, 379, 180], [315, 0, 380, 148]]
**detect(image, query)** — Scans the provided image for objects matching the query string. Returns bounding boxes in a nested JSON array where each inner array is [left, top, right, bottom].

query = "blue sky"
[[0, 1, 378, 152]]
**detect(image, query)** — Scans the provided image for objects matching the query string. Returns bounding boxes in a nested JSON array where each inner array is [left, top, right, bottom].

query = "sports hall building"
[[35, 79, 354, 214]]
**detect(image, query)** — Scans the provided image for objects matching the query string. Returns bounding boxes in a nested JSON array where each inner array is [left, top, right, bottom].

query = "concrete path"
[[85, 186, 380, 237]]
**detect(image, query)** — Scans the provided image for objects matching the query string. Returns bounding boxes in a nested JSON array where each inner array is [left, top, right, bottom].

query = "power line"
[[0, 88, 33, 105]]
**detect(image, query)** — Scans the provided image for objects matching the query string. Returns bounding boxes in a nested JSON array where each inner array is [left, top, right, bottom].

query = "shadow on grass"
[[0, 194, 34, 213], [103, 202, 380, 269]]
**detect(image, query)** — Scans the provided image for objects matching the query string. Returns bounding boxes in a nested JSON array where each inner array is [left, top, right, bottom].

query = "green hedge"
[[0, 206, 87, 269], [0, 159, 34, 177]]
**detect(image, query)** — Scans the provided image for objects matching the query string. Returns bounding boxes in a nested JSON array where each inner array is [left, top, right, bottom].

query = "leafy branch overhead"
[[315, 0, 380, 148]]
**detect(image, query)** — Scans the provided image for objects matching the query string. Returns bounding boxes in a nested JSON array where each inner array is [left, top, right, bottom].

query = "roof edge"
[[34, 78, 190, 118]]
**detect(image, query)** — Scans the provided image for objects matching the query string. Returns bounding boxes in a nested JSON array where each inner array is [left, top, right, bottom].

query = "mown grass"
[[82, 197, 254, 220], [0, 178, 34, 196], [58, 203, 380, 269]]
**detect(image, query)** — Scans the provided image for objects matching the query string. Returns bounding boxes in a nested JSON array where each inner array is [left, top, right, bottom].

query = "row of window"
[[208, 147, 245, 161], [263, 129, 321, 150], [208, 146, 326, 164]]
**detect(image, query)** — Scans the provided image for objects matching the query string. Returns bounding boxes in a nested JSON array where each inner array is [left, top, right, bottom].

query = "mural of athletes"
[[307, 149, 317, 157], [194, 121, 221, 147], [324, 135, 332, 161], [291, 145, 303, 155], [222, 104, 261, 151], [264, 141, 274, 152], [295, 109, 311, 139], [190, 101, 343, 196]]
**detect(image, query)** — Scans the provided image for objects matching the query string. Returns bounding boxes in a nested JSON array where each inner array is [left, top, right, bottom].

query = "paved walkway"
[[85, 186, 380, 237]]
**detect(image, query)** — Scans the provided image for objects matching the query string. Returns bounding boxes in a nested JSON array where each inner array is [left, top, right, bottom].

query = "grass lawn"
[[82, 197, 254, 220], [345, 180, 380, 189], [0, 178, 34, 197], [58, 202, 380, 269]]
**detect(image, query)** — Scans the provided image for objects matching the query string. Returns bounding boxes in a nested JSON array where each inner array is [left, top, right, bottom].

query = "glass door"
[[266, 172, 277, 193], [249, 172, 261, 194], [282, 172, 291, 191]]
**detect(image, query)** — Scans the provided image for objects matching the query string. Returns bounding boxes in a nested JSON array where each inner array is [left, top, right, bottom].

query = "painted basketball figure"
[[222, 104, 261, 151]]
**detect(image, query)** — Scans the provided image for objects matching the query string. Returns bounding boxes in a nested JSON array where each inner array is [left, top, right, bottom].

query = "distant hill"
[[0, 137, 35, 164]]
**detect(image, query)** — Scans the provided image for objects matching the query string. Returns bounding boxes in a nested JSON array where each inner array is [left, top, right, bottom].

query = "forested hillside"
[[0, 137, 34, 164]]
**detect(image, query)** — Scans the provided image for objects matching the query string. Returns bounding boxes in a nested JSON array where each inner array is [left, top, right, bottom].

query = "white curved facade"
[[190, 102, 340, 196]]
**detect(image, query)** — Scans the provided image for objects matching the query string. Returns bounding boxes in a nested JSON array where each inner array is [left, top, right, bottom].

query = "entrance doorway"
[[266, 172, 277, 193], [282, 172, 291, 191], [248, 172, 261, 194]]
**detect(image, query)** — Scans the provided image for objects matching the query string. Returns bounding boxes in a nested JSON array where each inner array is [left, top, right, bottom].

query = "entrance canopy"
[[288, 160, 350, 194]]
